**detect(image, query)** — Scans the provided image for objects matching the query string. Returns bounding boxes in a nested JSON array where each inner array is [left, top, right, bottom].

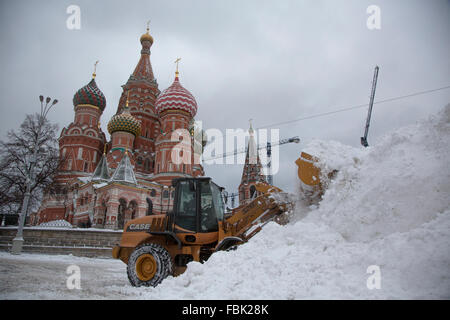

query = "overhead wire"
[[256, 85, 450, 129]]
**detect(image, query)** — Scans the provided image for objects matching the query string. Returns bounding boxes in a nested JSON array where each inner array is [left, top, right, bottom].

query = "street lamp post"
[[11, 96, 58, 255]]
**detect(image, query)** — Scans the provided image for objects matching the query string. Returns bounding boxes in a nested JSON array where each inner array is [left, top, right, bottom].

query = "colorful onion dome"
[[155, 73, 197, 117], [107, 107, 141, 137], [73, 78, 106, 111]]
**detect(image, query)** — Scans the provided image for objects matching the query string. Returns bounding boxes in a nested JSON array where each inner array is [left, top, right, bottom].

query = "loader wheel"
[[127, 243, 173, 287]]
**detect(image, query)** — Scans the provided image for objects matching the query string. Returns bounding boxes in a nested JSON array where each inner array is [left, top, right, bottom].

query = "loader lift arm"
[[217, 183, 292, 250]]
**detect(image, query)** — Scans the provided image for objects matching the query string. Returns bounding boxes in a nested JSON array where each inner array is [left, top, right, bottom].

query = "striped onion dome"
[[155, 74, 197, 117], [107, 107, 141, 137], [73, 78, 106, 111]]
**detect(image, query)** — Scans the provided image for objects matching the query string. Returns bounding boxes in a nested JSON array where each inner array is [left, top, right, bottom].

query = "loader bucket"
[[295, 152, 338, 204], [295, 152, 324, 205], [295, 152, 321, 186]]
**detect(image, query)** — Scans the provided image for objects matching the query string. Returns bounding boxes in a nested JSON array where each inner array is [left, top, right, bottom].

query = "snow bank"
[[131, 104, 449, 299], [303, 104, 450, 242]]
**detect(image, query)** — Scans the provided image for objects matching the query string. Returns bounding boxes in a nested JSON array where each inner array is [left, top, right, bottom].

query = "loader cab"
[[171, 177, 224, 234]]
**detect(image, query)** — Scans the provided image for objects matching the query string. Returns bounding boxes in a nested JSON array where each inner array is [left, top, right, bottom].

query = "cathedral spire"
[[238, 122, 267, 205], [241, 122, 265, 181], [132, 23, 155, 82], [247, 119, 257, 165]]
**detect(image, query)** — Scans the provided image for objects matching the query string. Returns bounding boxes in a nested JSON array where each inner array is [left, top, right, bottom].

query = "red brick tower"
[[115, 26, 160, 177], [57, 69, 107, 184], [153, 64, 200, 185], [37, 67, 107, 223], [238, 123, 267, 205], [106, 93, 141, 169]]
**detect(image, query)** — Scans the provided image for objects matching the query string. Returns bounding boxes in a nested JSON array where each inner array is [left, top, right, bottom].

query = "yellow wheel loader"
[[112, 177, 292, 287]]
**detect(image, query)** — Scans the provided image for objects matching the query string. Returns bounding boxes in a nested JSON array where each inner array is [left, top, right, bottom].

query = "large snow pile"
[[301, 106, 450, 243], [130, 105, 450, 299]]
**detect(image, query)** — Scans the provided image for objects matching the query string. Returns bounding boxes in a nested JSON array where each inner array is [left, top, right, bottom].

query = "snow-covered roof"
[[38, 219, 73, 228], [78, 177, 91, 184]]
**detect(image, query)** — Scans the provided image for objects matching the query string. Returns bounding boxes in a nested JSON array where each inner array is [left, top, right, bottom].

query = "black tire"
[[127, 243, 173, 287]]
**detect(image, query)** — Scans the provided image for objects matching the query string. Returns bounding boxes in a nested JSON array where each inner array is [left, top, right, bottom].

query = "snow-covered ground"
[[0, 252, 131, 300], [1, 105, 449, 299]]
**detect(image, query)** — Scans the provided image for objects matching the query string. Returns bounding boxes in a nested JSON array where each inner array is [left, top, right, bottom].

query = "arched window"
[[250, 185, 257, 199], [117, 198, 127, 230], [146, 198, 153, 216], [129, 201, 138, 220]]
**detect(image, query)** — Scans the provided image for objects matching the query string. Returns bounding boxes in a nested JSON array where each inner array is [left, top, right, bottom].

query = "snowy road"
[[0, 252, 140, 300]]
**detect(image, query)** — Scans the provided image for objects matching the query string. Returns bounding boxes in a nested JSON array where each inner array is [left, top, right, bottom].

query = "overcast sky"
[[0, 0, 449, 195]]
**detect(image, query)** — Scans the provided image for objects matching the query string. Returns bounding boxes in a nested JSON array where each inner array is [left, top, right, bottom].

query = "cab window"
[[199, 181, 224, 232], [176, 181, 197, 231]]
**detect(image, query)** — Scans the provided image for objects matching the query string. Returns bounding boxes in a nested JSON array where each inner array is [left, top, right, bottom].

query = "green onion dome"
[[107, 107, 141, 137]]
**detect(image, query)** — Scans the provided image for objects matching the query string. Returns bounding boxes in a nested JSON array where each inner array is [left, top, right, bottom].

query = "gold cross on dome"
[[146, 20, 150, 33], [92, 60, 99, 79], [174, 57, 181, 74], [125, 90, 130, 108]]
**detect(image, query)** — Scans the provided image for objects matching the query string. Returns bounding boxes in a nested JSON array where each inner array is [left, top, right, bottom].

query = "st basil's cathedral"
[[33, 27, 267, 229], [34, 27, 205, 229]]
